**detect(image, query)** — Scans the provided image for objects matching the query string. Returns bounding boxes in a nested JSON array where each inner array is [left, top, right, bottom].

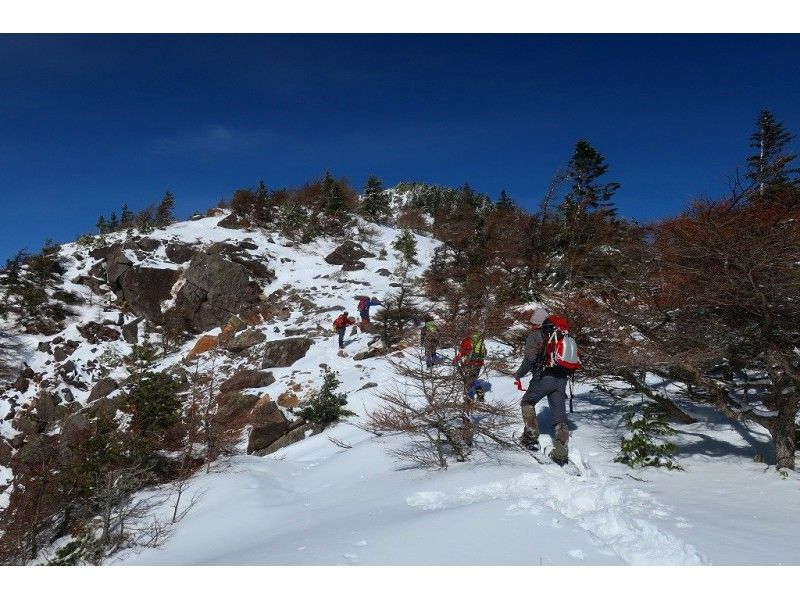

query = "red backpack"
[[333, 314, 348, 329], [543, 315, 581, 372], [357, 297, 369, 312]]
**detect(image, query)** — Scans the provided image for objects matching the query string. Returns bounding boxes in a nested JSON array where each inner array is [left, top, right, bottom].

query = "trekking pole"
[[569, 376, 574, 413]]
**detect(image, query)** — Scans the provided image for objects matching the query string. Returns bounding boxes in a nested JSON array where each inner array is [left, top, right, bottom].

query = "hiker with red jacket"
[[513, 308, 581, 465], [333, 311, 354, 349], [356, 296, 382, 332], [453, 332, 487, 402]]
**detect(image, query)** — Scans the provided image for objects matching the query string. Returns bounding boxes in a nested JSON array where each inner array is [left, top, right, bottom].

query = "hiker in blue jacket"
[[357, 296, 382, 332]]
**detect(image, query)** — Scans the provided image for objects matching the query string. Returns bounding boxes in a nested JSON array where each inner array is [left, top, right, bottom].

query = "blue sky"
[[1, 34, 799, 259]]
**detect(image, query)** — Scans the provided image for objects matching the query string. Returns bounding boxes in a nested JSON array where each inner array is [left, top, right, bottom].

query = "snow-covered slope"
[[112, 373, 800, 566], [3, 211, 800, 566]]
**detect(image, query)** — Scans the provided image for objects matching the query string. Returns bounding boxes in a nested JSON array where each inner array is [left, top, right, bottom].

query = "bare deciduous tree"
[[366, 355, 517, 469]]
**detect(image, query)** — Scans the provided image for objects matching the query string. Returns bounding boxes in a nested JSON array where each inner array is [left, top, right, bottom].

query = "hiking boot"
[[521, 429, 540, 451], [551, 423, 569, 464], [550, 446, 568, 466]]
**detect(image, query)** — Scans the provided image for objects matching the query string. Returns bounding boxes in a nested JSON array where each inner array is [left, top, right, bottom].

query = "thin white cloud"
[[153, 124, 268, 158]]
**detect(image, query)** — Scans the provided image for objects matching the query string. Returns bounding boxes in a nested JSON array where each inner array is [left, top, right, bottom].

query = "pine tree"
[[296, 365, 355, 430], [120, 203, 134, 227], [746, 110, 799, 200], [496, 189, 515, 212], [156, 191, 175, 227], [562, 140, 620, 221], [361, 175, 391, 223], [95, 215, 107, 234], [108, 212, 119, 231], [319, 172, 343, 214], [256, 180, 268, 201], [392, 229, 419, 265]]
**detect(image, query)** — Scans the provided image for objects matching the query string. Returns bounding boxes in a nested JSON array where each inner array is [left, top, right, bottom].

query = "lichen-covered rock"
[[186, 335, 219, 361], [261, 337, 314, 368], [277, 391, 300, 409]]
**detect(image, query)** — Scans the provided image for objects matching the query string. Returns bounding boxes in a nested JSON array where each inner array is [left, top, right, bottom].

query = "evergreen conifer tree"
[[320, 171, 346, 215], [392, 229, 419, 265], [361, 175, 391, 223], [120, 203, 134, 227], [108, 212, 119, 231], [562, 140, 620, 222], [156, 191, 175, 227], [746, 109, 800, 200], [95, 215, 107, 234], [496, 189, 515, 212]]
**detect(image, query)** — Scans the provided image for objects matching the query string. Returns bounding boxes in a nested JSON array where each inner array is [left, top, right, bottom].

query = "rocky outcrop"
[[117, 266, 179, 323], [33, 392, 58, 423], [169, 251, 265, 332], [218, 213, 248, 229], [224, 329, 266, 353], [165, 241, 196, 264], [186, 335, 219, 361], [78, 322, 120, 344], [261, 337, 314, 368], [324, 241, 375, 266], [277, 391, 300, 409], [219, 369, 275, 395], [353, 346, 387, 361], [0, 439, 12, 467], [103, 245, 179, 324], [246, 398, 290, 454], [122, 317, 143, 344], [88, 377, 118, 402], [341, 261, 366, 271], [216, 392, 261, 425]]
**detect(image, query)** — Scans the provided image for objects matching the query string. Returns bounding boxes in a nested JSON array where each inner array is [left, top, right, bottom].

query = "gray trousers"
[[520, 375, 568, 426]]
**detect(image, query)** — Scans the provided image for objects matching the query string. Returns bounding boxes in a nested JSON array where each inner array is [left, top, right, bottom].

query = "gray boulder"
[[216, 392, 261, 425], [246, 398, 290, 454], [0, 439, 11, 467], [219, 369, 275, 395], [225, 329, 267, 353], [122, 317, 143, 344], [165, 241, 196, 264], [324, 241, 375, 265], [261, 337, 314, 368], [117, 266, 179, 323], [88, 377, 118, 402], [33, 392, 57, 423], [169, 251, 264, 332], [341, 261, 366, 271], [78, 322, 120, 343]]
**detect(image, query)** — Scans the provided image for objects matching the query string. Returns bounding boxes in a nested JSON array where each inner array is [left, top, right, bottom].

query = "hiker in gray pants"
[[520, 375, 570, 461]]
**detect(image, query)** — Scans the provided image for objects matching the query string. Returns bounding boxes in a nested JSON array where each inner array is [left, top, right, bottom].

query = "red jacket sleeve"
[[455, 337, 471, 362]]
